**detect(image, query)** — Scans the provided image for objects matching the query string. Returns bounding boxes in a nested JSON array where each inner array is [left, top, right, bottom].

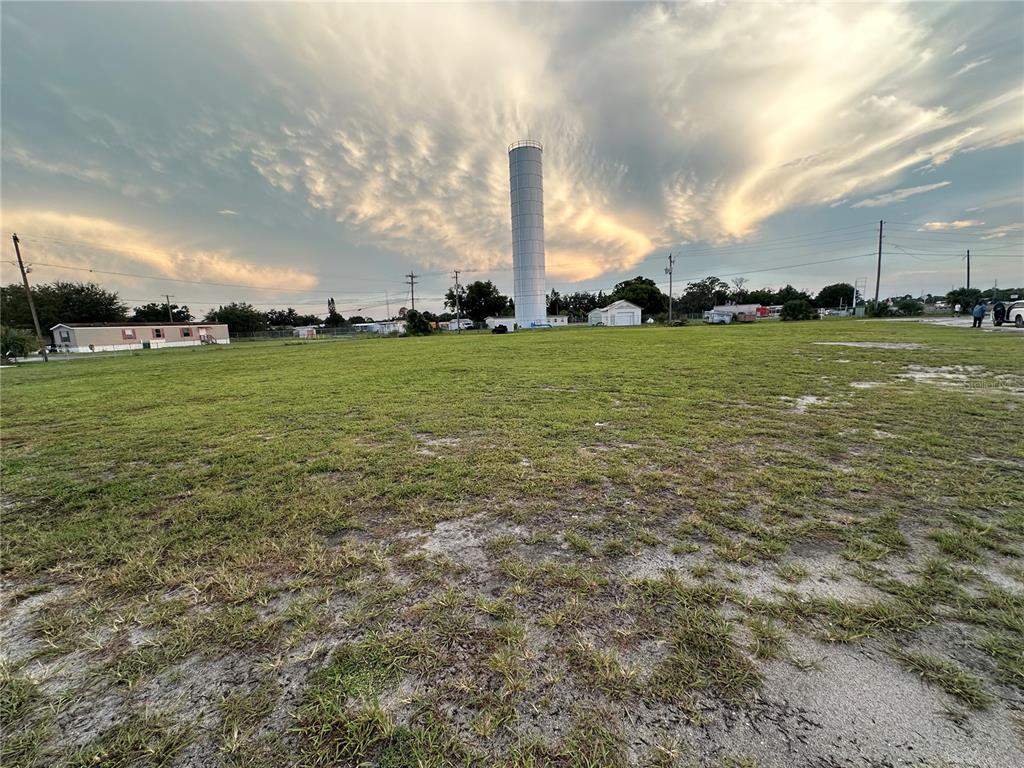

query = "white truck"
[[993, 301, 1024, 328]]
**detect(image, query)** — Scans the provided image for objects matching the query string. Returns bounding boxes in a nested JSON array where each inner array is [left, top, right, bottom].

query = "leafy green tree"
[[1, 281, 127, 330], [894, 297, 924, 316], [562, 291, 601, 320], [1, 326, 40, 360], [946, 287, 982, 310], [609, 276, 668, 316], [348, 315, 372, 324], [780, 299, 816, 321], [745, 288, 778, 306], [678, 276, 728, 313], [403, 309, 433, 336], [815, 283, 855, 309], [774, 284, 813, 305], [132, 302, 194, 322], [445, 280, 510, 322], [325, 298, 347, 327], [266, 308, 323, 327], [546, 289, 562, 316], [203, 302, 269, 333]]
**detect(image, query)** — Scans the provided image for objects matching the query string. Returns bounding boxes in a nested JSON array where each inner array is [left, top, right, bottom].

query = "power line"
[[653, 251, 877, 288]]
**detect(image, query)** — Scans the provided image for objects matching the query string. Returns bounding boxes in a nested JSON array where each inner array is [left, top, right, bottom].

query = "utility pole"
[[385, 290, 391, 320], [11, 234, 47, 361], [665, 252, 675, 324], [164, 294, 175, 323], [874, 220, 884, 304], [452, 269, 462, 333], [966, 249, 971, 291], [406, 272, 418, 311]]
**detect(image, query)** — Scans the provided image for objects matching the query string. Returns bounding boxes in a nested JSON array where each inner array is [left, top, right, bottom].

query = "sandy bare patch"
[[785, 395, 828, 414], [814, 341, 924, 350], [416, 433, 462, 447], [418, 513, 525, 570]]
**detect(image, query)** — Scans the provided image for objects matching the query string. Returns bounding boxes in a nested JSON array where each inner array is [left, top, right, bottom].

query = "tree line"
[[3, 279, 1020, 334]]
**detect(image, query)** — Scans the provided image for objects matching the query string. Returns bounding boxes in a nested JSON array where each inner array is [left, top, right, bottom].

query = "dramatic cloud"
[[981, 223, 1024, 239], [2, 2, 1022, 304], [919, 220, 985, 230], [851, 182, 952, 208], [3, 210, 319, 291]]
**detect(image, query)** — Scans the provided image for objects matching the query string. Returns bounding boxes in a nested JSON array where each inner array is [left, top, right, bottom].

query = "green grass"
[[890, 648, 993, 710], [2, 321, 1022, 762]]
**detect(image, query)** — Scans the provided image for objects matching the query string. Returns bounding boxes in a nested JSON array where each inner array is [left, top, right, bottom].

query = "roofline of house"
[[50, 322, 226, 330]]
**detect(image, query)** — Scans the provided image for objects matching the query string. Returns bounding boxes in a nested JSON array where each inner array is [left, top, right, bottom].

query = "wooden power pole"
[[665, 252, 675, 324], [452, 269, 462, 332], [11, 233, 47, 361], [164, 294, 175, 323]]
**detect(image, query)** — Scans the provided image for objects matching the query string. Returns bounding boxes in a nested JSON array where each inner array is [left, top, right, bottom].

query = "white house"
[[50, 322, 229, 353], [546, 316, 569, 326], [587, 300, 642, 326]]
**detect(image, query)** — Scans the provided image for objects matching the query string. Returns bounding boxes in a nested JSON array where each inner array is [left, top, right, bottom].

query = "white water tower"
[[508, 139, 546, 328]]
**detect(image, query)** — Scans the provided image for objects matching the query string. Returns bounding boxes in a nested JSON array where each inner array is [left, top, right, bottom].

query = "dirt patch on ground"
[[814, 341, 925, 349], [417, 512, 527, 570], [785, 395, 828, 414]]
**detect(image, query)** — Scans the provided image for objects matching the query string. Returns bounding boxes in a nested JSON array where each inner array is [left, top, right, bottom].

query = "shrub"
[[1, 326, 40, 360], [403, 310, 433, 336], [894, 298, 924, 316], [864, 300, 892, 318], [780, 299, 815, 321]]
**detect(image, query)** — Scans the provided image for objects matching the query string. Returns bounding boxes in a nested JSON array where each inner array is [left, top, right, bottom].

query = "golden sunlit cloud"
[[1, 210, 319, 291]]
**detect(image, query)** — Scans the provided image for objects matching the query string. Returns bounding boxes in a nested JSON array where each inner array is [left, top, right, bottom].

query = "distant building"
[[447, 319, 474, 331], [352, 320, 406, 334], [546, 315, 569, 326], [293, 326, 318, 338], [712, 304, 762, 316], [587, 300, 642, 326], [50, 322, 229, 353], [485, 317, 516, 332]]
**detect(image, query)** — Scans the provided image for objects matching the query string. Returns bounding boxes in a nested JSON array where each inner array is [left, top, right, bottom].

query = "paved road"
[[921, 316, 1024, 332]]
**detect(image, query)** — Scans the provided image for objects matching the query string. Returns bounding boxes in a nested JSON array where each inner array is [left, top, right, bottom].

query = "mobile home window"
[[122, 328, 136, 340], [152, 328, 164, 339], [59, 330, 71, 343], [181, 327, 192, 337]]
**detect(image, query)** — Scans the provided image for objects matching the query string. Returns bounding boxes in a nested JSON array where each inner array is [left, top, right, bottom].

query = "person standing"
[[954, 302, 962, 317], [971, 302, 986, 328]]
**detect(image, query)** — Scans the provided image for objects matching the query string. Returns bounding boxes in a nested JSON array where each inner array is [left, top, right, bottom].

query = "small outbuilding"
[[587, 300, 642, 326], [51, 322, 230, 352], [485, 317, 516, 332]]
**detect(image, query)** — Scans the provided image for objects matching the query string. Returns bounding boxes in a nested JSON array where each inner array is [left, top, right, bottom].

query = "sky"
[[2, 1, 1022, 319]]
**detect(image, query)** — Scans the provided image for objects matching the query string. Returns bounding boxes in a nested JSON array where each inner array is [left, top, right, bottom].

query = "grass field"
[[2, 320, 1023, 767]]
